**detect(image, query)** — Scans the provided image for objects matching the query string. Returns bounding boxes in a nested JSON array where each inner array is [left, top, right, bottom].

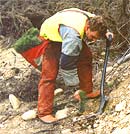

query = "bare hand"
[[105, 31, 114, 40]]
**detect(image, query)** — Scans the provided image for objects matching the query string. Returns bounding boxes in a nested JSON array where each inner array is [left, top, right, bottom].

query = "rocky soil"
[[0, 43, 130, 134]]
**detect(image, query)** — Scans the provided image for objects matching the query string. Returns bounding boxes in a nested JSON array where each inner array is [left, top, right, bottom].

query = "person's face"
[[85, 28, 100, 42]]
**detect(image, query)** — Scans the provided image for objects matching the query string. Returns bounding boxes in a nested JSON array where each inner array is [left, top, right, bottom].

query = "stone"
[[121, 127, 130, 134], [93, 123, 98, 128], [120, 115, 130, 123], [54, 88, 64, 96], [21, 110, 37, 120], [9, 94, 21, 109], [99, 59, 104, 62], [106, 66, 113, 73], [61, 129, 72, 134], [123, 73, 128, 77], [101, 52, 105, 56], [128, 84, 130, 89], [106, 80, 114, 87], [113, 71, 118, 76], [55, 108, 69, 119], [72, 117, 79, 123], [112, 127, 130, 134], [112, 128, 122, 134], [0, 123, 4, 128], [115, 100, 126, 112], [113, 63, 118, 68]]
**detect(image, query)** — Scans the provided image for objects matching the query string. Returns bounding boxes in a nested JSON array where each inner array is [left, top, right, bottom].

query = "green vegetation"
[[12, 27, 42, 53], [79, 90, 88, 113]]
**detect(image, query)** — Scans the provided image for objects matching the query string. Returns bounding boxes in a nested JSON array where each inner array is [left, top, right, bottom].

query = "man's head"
[[84, 16, 107, 42]]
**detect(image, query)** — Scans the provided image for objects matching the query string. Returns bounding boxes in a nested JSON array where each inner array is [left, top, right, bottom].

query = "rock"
[[106, 66, 113, 73], [9, 94, 21, 109], [121, 127, 130, 134], [112, 128, 122, 134], [101, 52, 105, 56], [120, 114, 130, 123], [113, 71, 118, 76], [61, 129, 72, 134], [123, 73, 128, 77], [72, 117, 79, 123], [0, 124, 4, 128], [106, 80, 114, 87], [113, 63, 118, 68], [93, 123, 98, 128], [21, 110, 37, 120], [88, 129, 94, 134], [99, 59, 104, 62], [128, 85, 130, 89], [115, 100, 126, 112], [54, 88, 64, 96], [122, 77, 125, 81], [55, 108, 69, 119], [3, 69, 16, 80], [112, 127, 130, 134]]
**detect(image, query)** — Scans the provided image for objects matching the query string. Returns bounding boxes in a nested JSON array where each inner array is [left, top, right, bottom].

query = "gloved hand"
[[74, 90, 83, 101], [74, 90, 100, 101]]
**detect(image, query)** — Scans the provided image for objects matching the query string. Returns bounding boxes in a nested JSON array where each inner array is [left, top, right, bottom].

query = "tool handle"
[[108, 34, 113, 42], [98, 38, 111, 114], [106, 34, 113, 47]]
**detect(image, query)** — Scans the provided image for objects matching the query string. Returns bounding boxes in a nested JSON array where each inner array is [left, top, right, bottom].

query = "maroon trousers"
[[38, 41, 93, 117]]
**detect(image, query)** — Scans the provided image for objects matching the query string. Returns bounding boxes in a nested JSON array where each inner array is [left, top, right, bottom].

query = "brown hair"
[[89, 16, 107, 38]]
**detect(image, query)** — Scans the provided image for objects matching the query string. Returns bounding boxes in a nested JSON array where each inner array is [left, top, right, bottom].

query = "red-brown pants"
[[38, 41, 93, 117]]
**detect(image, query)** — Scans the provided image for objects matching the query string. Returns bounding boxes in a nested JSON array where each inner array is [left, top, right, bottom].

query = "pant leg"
[[38, 42, 61, 117], [77, 41, 93, 94]]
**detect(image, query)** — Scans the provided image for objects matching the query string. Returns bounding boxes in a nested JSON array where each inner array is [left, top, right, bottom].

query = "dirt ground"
[[0, 47, 99, 134], [0, 44, 130, 134]]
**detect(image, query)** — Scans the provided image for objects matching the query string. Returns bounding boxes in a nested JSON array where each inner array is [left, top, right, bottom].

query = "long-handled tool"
[[97, 35, 112, 114]]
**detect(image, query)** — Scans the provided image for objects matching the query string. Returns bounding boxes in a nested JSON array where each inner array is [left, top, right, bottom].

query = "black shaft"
[[97, 35, 112, 114], [98, 45, 110, 114]]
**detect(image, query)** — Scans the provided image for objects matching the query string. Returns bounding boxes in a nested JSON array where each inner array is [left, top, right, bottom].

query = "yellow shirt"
[[40, 8, 95, 42]]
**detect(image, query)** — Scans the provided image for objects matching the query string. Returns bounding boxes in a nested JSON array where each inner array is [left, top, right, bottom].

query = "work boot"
[[86, 90, 100, 98], [74, 90, 100, 101], [39, 115, 58, 124]]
